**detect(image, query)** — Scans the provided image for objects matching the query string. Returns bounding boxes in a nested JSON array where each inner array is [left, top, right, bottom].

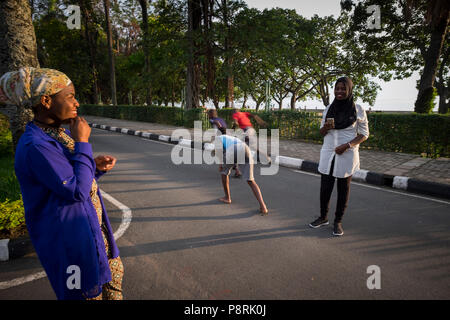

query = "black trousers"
[[320, 156, 352, 223]]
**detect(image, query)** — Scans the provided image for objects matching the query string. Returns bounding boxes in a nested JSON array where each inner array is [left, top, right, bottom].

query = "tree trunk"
[[186, 0, 201, 109], [436, 35, 449, 114], [139, 0, 152, 107], [436, 81, 449, 114], [103, 0, 117, 105], [202, 0, 216, 103], [213, 96, 219, 109], [222, 0, 234, 109], [0, 0, 40, 150], [242, 94, 247, 109], [227, 67, 234, 108], [415, 11, 449, 113], [171, 84, 176, 107], [80, 0, 99, 104], [290, 93, 296, 110]]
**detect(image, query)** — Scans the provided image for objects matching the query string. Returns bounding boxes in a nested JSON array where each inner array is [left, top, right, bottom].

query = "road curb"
[[0, 237, 35, 262], [90, 122, 450, 200]]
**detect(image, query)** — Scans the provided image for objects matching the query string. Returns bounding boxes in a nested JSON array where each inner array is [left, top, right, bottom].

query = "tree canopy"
[[26, 0, 449, 112]]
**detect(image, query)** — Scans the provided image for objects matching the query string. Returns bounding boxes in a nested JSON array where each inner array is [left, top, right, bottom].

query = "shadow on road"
[[118, 225, 335, 258]]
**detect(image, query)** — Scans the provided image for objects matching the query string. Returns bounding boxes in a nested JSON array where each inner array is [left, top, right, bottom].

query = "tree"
[[138, 0, 152, 106], [308, 14, 381, 107], [103, 0, 118, 105], [408, 0, 450, 113], [186, 0, 201, 109], [435, 33, 449, 113], [200, 0, 218, 108], [214, 0, 247, 108], [79, 0, 101, 104], [0, 0, 40, 150], [342, 0, 450, 113]]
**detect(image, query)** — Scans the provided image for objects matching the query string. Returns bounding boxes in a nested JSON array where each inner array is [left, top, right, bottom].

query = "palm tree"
[[0, 0, 40, 150]]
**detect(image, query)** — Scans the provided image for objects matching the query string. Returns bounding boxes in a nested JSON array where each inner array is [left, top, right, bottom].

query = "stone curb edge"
[[89, 122, 450, 201], [0, 237, 34, 262]]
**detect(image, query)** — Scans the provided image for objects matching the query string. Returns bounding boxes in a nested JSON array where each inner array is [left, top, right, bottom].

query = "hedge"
[[78, 105, 450, 158], [0, 113, 26, 239]]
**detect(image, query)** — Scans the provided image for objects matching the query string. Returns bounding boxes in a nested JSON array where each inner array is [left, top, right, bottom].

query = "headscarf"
[[0, 67, 72, 109], [325, 76, 357, 130]]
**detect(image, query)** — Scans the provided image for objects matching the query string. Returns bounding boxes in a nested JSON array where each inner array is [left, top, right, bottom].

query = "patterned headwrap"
[[0, 67, 72, 109]]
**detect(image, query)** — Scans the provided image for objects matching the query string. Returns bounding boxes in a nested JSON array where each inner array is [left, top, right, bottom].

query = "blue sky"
[[241, 0, 430, 112]]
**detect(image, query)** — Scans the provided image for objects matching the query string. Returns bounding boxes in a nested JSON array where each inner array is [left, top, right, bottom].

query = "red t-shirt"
[[232, 112, 252, 129]]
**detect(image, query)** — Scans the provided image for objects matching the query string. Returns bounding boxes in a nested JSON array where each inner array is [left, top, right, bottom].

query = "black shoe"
[[309, 217, 329, 228], [333, 222, 344, 236]]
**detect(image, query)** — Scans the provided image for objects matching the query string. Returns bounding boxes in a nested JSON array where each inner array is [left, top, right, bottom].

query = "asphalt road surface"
[[1, 128, 449, 300]]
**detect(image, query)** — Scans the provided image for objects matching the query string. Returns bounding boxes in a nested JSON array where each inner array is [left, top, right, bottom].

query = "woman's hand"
[[320, 122, 334, 136], [95, 155, 116, 172], [70, 116, 91, 143], [335, 143, 350, 155]]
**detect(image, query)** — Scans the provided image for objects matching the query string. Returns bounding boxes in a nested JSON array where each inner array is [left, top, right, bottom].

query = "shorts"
[[220, 144, 254, 181]]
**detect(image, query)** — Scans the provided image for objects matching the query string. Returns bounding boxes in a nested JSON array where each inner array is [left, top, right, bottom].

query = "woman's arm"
[[27, 142, 96, 202], [335, 105, 369, 154], [348, 134, 368, 148], [335, 134, 368, 155]]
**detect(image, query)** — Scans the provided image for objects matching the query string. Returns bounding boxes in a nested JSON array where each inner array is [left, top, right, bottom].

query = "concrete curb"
[[90, 122, 450, 201], [0, 237, 34, 262]]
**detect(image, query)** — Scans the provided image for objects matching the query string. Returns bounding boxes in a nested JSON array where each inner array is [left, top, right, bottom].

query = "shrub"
[[0, 114, 13, 156], [0, 197, 26, 239], [78, 104, 450, 158], [0, 113, 26, 239], [0, 198, 25, 231]]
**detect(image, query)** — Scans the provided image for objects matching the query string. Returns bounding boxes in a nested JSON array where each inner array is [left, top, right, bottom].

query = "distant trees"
[[1, 0, 447, 115]]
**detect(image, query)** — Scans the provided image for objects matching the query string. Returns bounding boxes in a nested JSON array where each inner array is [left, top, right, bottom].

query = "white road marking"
[[101, 190, 132, 240], [140, 138, 173, 146], [0, 189, 132, 290], [292, 169, 450, 205]]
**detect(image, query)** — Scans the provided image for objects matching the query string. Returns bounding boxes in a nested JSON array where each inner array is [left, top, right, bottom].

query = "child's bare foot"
[[219, 197, 232, 204], [260, 207, 269, 216]]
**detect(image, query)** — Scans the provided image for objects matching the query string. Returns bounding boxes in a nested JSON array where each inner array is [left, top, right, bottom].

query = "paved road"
[[1, 128, 449, 300]]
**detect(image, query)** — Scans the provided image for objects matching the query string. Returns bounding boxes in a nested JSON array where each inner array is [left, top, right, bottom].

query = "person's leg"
[[102, 256, 124, 300], [219, 164, 233, 203], [334, 175, 352, 223], [240, 145, 268, 214], [320, 173, 336, 219], [247, 180, 268, 215], [320, 156, 337, 219], [88, 228, 124, 300], [310, 173, 335, 228], [233, 164, 242, 177], [220, 173, 232, 203]]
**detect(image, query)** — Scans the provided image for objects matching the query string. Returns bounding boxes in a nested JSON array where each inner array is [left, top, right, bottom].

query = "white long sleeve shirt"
[[318, 104, 369, 178]]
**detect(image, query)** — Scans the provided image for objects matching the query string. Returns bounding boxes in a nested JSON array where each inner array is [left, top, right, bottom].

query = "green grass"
[[0, 156, 22, 202]]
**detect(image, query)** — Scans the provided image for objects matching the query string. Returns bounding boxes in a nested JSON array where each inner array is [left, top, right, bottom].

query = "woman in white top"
[[309, 77, 369, 236]]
